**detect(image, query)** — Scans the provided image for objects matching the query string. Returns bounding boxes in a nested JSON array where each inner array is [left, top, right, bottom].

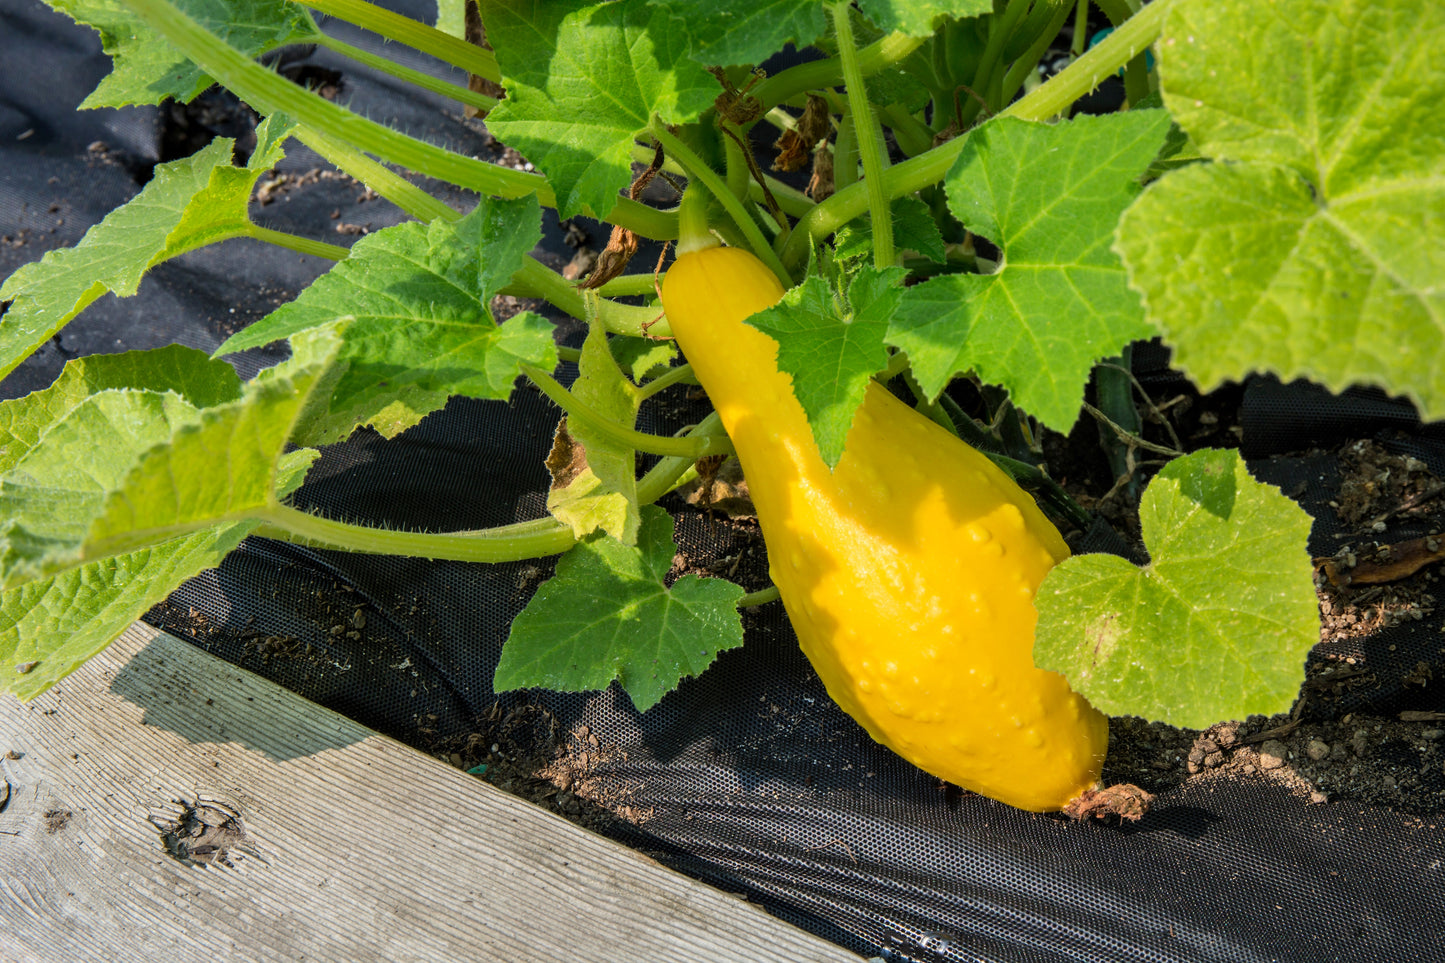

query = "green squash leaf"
[[497, 506, 745, 711], [1116, 0, 1445, 419], [1, 525, 255, 701], [645, 0, 826, 67], [216, 196, 558, 443], [481, 0, 715, 220], [888, 111, 1171, 431], [748, 265, 903, 468], [855, 0, 990, 37], [548, 323, 644, 544], [1034, 449, 1320, 729]]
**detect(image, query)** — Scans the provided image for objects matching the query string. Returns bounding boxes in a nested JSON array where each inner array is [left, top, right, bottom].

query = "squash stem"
[[654, 121, 791, 285], [675, 183, 719, 256], [521, 363, 734, 460], [830, 0, 894, 269]]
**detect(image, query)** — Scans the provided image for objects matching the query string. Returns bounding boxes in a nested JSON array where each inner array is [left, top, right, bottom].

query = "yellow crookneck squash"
[[659, 236, 1109, 813]]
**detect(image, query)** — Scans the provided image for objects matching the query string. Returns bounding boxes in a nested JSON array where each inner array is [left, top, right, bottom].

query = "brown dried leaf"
[[1316, 533, 1445, 587], [545, 417, 589, 491], [579, 226, 638, 290]]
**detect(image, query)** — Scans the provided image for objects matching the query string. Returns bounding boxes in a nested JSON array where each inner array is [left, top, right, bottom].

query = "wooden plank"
[[0, 622, 862, 963]]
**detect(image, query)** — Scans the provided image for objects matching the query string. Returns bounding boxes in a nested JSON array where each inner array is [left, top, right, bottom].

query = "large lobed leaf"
[[495, 505, 746, 712], [889, 111, 1172, 431], [1034, 449, 1320, 729], [0, 333, 338, 699], [1116, 0, 1445, 419], [747, 266, 903, 468], [480, 0, 716, 221], [216, 197, 558, 443]]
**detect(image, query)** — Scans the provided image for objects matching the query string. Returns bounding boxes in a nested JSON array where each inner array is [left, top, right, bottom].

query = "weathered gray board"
[[0, 622, 862, 963]]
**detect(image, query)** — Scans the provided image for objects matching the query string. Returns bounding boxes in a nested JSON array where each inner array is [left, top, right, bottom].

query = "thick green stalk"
[[521, 364, 733, 459], [123, 0, 542, 197], [262, 502, 576, 562], [999, 0, 1076, 106], [881, 104, 935, 158], [830, 1, 893, 269], [312, 32, 496, 113], [121, 0, 678, 236], [636, 363, 697, 401], [299, 0, 500, 80], [255, 411, 731, 563], [833, 111, 859, 191], [781, 0, 1174, 269], [754, 31, 926, 110], [594, 273, 664, 298], [737, 586, 781, 608], [294, 126, 462, 224], [653, 121, 791, 285], [507, 259, 663, 336], [967, 0, 1033, 120], [245, 224, 352, 261], [1004, 0, 1170, 119]]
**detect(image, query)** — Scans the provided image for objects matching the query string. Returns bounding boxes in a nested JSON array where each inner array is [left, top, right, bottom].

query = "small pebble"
[[1421, 729, 1444, 741], [1258, 740, 1288, 770], [1306, 739, 1330, 762]]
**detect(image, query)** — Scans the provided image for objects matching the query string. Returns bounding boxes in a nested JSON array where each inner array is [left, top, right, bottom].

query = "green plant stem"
[[780, 0, 1174, 269], [880, 103, 934, 158], [1007, 0, 1169, 118], [999, 0, 1075, 106], [830, 1, 893, 270], [967, 0, 1033, 121], [737, 586, 781, 608], [312, 32, 496, 114], [594, 273, 663, 298], [754, 31, 926, 110], [1071, 0, 1091, 57], [1094, 347, 1142, 496], [752, 175, 814, 220], [294, 126, 659, 335], [254, 412, 731, 563], [1093, 0, 1153, 105], [637, 363, 697, 401], [508, 259, 663, 335], [125, 0, 539, 194], [652, 121, 791, 285], [299, 0, 500, 80], [833, 111, 859, 191], [522, 364, 732, 459], [245, 224, 352, 261], [295, 126, 461, 223], [722, 126, 752, 204], [261, 502, 576, 562]]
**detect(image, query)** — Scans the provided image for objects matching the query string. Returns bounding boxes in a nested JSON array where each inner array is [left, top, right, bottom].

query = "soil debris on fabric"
[[426, 706, 653, 833]]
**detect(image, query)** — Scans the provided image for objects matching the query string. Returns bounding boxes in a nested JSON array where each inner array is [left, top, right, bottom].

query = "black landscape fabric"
[[2, 1, 1443, 960]]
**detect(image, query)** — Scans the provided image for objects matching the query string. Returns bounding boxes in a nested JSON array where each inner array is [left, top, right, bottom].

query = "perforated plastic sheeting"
[[3, 2, 1444, 960]]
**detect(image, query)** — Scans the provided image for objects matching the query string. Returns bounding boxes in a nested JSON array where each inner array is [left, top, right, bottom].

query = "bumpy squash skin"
[[660, 246, 1109, 812]]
